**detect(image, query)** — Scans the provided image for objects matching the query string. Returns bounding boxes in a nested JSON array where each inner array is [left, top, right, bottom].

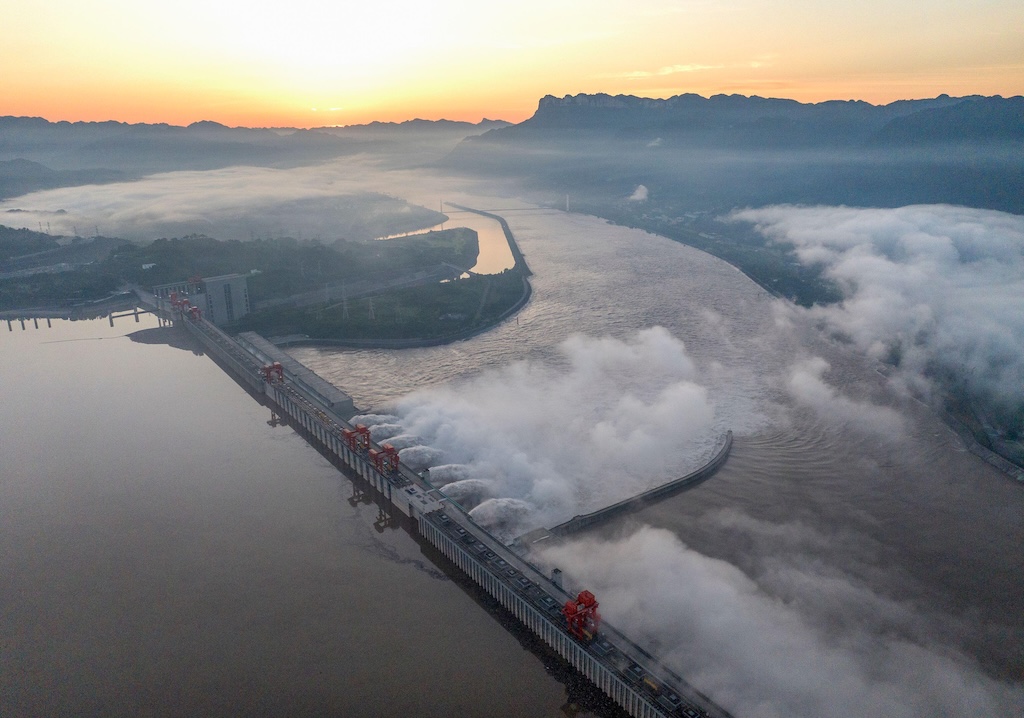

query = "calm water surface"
[[376, 209, 514, 275], [0, 316, 587, 716]]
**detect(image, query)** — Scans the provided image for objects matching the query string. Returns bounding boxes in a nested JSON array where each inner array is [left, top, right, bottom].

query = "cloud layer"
[[788, 356, 905, 436], [538, 525, 1023, 718], [0, 164, 440, 242], [357, 327, 720, 539], [628, 184, 649, 201], [731, 204, 1024, 405]]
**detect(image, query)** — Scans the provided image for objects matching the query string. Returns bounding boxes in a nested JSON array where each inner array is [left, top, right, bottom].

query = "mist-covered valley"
[[2, 93, 1023, 717]]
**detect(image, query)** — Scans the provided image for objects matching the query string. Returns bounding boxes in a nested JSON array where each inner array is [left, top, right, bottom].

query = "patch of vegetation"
[[1, 222, 526, 348], [230, 268, 528, 343], [1, 226, 479, 311], [0, 266, 122, 309], [108, 228, 477, 301], [0, 225, 61, 261], [946, 395, 1024, 465], [0, 226, 131, 309]]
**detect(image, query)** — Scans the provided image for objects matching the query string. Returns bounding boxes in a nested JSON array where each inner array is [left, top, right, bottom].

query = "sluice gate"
[[176, 311, 733, 718]]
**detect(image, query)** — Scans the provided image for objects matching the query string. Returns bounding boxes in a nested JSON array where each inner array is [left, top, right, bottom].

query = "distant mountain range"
[[868, 97, 1024, 145], [2, 96, 1021, 211], [313, 118, 510, 137], [447, 93, 1024, 215], [0, 117, 359, 175], [0, 116, 505, 198], [470, 93, 1024, 148], [0, 158, 127, 201]]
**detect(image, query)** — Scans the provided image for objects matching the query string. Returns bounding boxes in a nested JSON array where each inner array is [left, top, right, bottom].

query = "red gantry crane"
[[563, 590, 601, 641], [342, 424, 371, 452], [260, 362, 284, 383], [369, 444, 400, 474]]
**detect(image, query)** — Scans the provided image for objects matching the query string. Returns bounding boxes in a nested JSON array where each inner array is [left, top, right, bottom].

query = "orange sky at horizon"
[[3, 0, 1022, 129]]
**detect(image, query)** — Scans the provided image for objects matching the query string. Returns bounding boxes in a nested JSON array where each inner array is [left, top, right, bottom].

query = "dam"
[[167, 302, 734, 718]]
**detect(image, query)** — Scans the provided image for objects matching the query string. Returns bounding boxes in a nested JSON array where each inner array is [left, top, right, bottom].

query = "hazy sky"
[[3, 0, 1022, 127]]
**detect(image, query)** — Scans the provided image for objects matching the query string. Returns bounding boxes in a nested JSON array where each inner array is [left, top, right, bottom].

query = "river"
[[290, 192, 1024, 716], [2, 163, 1022, 717]]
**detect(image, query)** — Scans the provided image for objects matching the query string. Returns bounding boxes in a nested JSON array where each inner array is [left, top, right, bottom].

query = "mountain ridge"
[[471, 92, 1020, 148]]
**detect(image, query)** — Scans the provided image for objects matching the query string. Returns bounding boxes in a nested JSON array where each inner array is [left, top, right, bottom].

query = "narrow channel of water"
[[375, 210, 515, 275]]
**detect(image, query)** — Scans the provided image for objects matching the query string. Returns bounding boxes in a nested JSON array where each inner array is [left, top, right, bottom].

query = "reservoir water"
[[0, 316, 587, 716]]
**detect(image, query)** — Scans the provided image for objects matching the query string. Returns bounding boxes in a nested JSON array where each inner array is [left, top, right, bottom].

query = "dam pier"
[[166, 300, 733, 718]]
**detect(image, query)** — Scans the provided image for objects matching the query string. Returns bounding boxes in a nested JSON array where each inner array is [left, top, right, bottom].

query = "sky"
[[2, 0, 1023, 127]]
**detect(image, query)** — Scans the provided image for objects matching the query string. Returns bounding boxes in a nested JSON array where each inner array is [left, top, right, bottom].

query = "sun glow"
[[2, 0, 1022, 126]]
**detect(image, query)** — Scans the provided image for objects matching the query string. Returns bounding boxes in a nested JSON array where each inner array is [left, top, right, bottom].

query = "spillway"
[[175, 309, 733, 718]]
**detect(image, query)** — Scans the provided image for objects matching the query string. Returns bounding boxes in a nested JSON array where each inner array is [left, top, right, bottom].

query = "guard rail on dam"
[[174, 309, 734, 718]]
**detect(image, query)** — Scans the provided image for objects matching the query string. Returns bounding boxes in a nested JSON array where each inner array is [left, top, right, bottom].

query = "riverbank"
[[938, 405, 1024, 482]]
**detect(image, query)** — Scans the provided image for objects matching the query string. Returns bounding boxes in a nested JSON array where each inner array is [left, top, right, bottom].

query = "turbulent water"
[[292, 193, 1024, 717]]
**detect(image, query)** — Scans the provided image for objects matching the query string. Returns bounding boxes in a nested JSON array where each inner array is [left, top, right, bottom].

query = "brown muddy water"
[[0, 315, 601, 717]]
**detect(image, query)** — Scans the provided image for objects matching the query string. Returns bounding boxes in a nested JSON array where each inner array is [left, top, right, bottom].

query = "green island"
[[0, 223, 532, 346], [234, 268, 529, 347]]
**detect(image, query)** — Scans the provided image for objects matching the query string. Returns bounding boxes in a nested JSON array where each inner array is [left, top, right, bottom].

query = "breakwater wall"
[[176, 311, 733, 718], [937, 408, 1024, 482], [550, 431, 733, 537]]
